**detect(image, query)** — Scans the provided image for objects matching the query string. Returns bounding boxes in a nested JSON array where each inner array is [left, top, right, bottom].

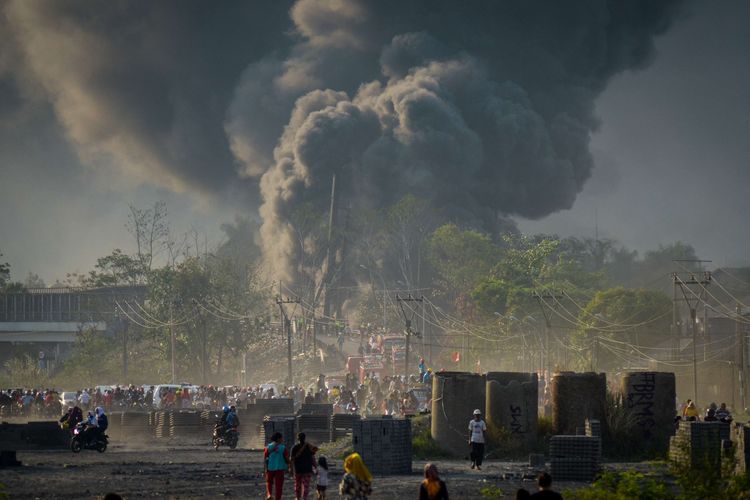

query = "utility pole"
[[737, 303, 746, 412], [322, 174, 337, 337], [170, 300, 176, 384], [673, 271, 711, 404], [396, 294, 423, 379], [122, 319, 129, 380], [533, 291, 564, 376], [276, 294, 301, 385]]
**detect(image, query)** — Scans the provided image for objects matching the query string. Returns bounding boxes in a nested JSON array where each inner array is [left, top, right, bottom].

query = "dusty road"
[[0, 443, 593, 499]]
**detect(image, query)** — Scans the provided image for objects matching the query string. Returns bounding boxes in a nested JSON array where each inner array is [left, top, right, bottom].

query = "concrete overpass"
[[0, 286, 146, 363]]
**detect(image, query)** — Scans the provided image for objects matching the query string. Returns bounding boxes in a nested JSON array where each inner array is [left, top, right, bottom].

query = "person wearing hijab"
[[339, 453, 373, 499], [418, 463, 449, 500]]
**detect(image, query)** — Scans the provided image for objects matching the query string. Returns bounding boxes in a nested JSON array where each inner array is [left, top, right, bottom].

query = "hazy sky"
[[519, 0, 750, 265], [0, 0, 748, 284]]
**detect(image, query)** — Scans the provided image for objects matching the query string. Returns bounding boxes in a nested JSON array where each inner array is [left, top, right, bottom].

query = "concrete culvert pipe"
[[551, 372, 606, 435], [621, 371, 675, 455], [485, 372, 538, 448], [431, 371, 486, 454]]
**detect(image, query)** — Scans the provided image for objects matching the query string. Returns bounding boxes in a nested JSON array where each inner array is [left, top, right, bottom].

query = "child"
[[315, 455, 329, 499]]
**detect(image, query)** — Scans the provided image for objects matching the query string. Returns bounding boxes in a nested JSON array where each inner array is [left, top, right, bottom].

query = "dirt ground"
[[0, 441, 658, 499]]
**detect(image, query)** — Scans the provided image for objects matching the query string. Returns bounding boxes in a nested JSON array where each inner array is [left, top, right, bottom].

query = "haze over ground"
[[0, 0, 747, 283]]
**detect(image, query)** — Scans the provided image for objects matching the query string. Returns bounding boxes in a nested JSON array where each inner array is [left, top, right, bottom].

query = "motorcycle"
[[70, 422, 108, 453], [212, 423, 239, 450]]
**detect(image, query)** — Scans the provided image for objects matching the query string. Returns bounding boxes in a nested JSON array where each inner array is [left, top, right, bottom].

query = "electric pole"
[[276, 294, 301, 385], [396, 294, 423, 379], [170, 300, 176, 384], [122, 318, 129, 380], [737, 302, 746, 412], [673, 271, 711, 404]]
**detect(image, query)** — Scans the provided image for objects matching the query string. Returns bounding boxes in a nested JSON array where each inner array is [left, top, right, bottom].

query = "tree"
[[23, 272, 46, 288], [126, 201, 170, 272], [574, 288, 672, 372], [0, 252, 9, 288], [84, 249, 146, 287], [427, 223, 499, 300], [383, 195, 440, 290], [0, 251, 24, 293]]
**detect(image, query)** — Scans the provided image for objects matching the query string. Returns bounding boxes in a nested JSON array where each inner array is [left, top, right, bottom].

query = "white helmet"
[[473, 409, 482, 415]]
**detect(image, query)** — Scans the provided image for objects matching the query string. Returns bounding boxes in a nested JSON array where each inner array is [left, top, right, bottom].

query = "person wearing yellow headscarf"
[[339, 453, 373, 499]]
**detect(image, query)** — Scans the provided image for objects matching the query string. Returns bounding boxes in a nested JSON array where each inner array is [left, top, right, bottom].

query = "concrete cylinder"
[[431, 371, 486, 453], [551, 372, 606, 435], [621, 371, 675, 454], [485, 372, 538, 447]]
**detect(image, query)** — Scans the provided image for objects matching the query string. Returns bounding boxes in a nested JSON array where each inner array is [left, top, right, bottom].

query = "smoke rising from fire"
[[0, 0, 685, 282], [228, 0, 685, 281]]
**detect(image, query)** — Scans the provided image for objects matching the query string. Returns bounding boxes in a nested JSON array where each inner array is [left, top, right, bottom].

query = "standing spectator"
[[79, 389, 90, 411], [264, 432, 289, 500], [682, 400, 699, 421], [339, 452, 372, 499], [716, 402, 732, 423], [468, 409, 487, 470], [418, 463, 449, 500], [530, 472, 563, 499], [181, 388, 192, 409], [291, 432, 317, 500]]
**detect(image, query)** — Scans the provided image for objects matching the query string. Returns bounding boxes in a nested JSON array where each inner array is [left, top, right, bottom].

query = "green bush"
[[411, 415, 454, 459], [564, 471, 673, 500], [317, 438, 353, 461], [479, 485, 504, 498]]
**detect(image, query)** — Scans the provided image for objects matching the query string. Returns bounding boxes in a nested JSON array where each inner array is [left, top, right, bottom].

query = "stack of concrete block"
[[353, 418, 411, 475], [734, 423, 750, 475], [299, 403, 333, 416], [585, 419, 602, 459], [120, 411, 150, 441], [297, 413, 331, 444], [330, 413, 361, 441], [154, 410, 173, 438], [669, 421, 729, 470], [549, 435, 601, 481], [262, 415, 297, 448], [255, 398, 294, 416], [107, 411, 122, 441], [241, 399, 295, 448], [170, 410, 203, 441]]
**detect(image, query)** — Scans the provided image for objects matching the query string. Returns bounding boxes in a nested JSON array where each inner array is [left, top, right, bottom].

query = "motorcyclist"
[[80, 411, 98, 444], [94, 407, 108, 441], [216, 405, 231, 438], [226, 405, 239, 430]]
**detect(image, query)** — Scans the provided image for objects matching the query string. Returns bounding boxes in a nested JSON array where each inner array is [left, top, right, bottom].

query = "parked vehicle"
[[59, 392, 78, 409]]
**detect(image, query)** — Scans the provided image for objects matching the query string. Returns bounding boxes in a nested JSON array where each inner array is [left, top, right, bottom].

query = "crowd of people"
[[678, 399, 733, 424], [0, 388, 62, 417]]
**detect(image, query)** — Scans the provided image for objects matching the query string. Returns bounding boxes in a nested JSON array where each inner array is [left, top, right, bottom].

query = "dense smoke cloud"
[[2, 0, 292, 199], [228, 0, 685, 281], [0, 0, 685, 282]]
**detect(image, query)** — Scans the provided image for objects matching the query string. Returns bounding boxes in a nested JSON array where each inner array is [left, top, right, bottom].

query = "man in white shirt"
[[468, 408, 487, 470]]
